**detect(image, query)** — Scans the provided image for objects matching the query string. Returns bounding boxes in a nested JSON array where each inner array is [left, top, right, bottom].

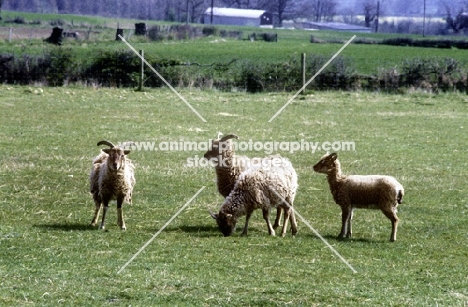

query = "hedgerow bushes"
[[0, 49, 467, 93]]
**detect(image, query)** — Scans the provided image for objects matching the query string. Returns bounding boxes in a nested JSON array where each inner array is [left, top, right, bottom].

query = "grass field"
[[1, 85, 468, 306]]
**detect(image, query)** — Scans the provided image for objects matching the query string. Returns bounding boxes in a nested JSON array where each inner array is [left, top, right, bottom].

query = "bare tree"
[[309, 0, 337, 22], [362, 0, 383, 32], [220, 0, 251, 8], [444, 2, 468, 34], [363, 1, 377, 27], [276, 0, 293, 26], [190, 0, 206, 23]]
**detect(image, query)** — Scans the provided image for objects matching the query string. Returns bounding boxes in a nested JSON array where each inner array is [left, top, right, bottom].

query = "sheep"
[[312, 152, 404, 242], [210, 157, 298, 237], [203, 133, 283, 230], [90, 140, 136, 230]]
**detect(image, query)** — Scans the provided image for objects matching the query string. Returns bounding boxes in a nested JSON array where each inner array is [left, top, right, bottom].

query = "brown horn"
[[219, 134, 238, 142], [97, 140, 115, 148]]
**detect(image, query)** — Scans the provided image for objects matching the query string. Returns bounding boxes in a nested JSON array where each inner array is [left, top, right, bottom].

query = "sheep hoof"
[[121, 226, 127, 231]]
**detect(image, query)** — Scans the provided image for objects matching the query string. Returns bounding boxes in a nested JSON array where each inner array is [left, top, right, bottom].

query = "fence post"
[[138, 49, 144, 91], [301, 53, 306, 94]]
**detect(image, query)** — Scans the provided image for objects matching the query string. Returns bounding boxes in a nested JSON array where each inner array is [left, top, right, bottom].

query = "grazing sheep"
[[210, 157, 298, 237], [90, 140, 135, 230], [203, 133, 283, 229], [313, 153, 404, 242]]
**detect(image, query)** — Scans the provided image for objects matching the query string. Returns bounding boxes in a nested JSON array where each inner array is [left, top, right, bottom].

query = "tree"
[[220, 0, 252, 8], [362, 0, 383, 32], [271, 0, 292, 26], [189, 0, 206, 23], [292, 0, 336, 22], [257, 0, 294, 27], [363, 1, 379, 28], [444, 2, 468, 34]]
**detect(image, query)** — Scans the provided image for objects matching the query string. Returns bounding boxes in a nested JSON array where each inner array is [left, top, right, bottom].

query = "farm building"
[[204, 7, 273, 27], [302, 21, 371, 33]]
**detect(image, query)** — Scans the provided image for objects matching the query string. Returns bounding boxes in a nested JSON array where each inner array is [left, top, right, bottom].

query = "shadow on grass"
[[34, 223, 96, 232]]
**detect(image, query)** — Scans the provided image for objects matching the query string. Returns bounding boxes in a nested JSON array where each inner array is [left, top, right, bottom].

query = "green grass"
[[1, 85, 468, 305]]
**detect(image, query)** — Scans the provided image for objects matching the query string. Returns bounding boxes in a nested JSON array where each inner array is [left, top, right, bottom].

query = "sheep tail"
[[396, 190, 403, 204]]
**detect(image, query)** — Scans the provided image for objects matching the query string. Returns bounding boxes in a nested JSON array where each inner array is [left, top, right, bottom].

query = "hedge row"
[[0, 49, 467, 93], [380, 37, 468, 49], [313, 36, 468, 50]]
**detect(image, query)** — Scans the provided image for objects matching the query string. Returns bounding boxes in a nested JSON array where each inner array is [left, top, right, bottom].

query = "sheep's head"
[[313, 152, 339, 174], [203, 134, 238, 164], [97, 140, 130, 171], [210, 211, 236, 237]]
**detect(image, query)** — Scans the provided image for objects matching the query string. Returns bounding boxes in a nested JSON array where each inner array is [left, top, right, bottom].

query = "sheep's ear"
[[210, 212, 218, 220], [124, 150, 131, 155], [330, 153, 338, 160], [102, 148, 111, 154]]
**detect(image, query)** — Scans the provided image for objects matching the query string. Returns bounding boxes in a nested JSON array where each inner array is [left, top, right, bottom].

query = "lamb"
[[203, 133, 283, 230], [313, 152, 404, 242], [210, 157, 298, 237], [90, 140, 136, 230]]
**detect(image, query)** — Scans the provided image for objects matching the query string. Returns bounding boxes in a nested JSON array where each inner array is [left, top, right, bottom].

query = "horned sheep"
[[203, 134, 283, 229], [210, 157, 298, 237], [313, 152, 404, 242], [89, 140, 135, 230]]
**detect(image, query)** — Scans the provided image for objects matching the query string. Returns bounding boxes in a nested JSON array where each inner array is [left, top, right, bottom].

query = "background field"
[[1, 85, 468, 306], [1, 10, 468, 77]]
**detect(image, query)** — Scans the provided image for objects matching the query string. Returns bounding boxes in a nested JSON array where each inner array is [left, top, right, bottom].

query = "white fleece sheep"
[[210, 157, 298, 237], [203, 133, 283, 229], [313, 152, 404, 242], [90, 140, 135, 230]]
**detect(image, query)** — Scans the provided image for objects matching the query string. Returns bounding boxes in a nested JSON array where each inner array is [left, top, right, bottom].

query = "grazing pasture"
[[1, 85, 467, 306]]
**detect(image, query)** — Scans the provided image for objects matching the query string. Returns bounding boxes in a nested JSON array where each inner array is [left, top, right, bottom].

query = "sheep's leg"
[[117, 196, 126, 230], [241, 211, 253, 236], [339, 207, 352, 239], [382, 208, 399, 242], [90, 202, 102, 227], [280, 206, 291, 237], [346, 209, 354, 238], [289, 206, 298, 236], [272, 207, 282, 230], [262, 208, 275, 236], [283, 197, 298, 236], [99, 200, 109, 230]]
